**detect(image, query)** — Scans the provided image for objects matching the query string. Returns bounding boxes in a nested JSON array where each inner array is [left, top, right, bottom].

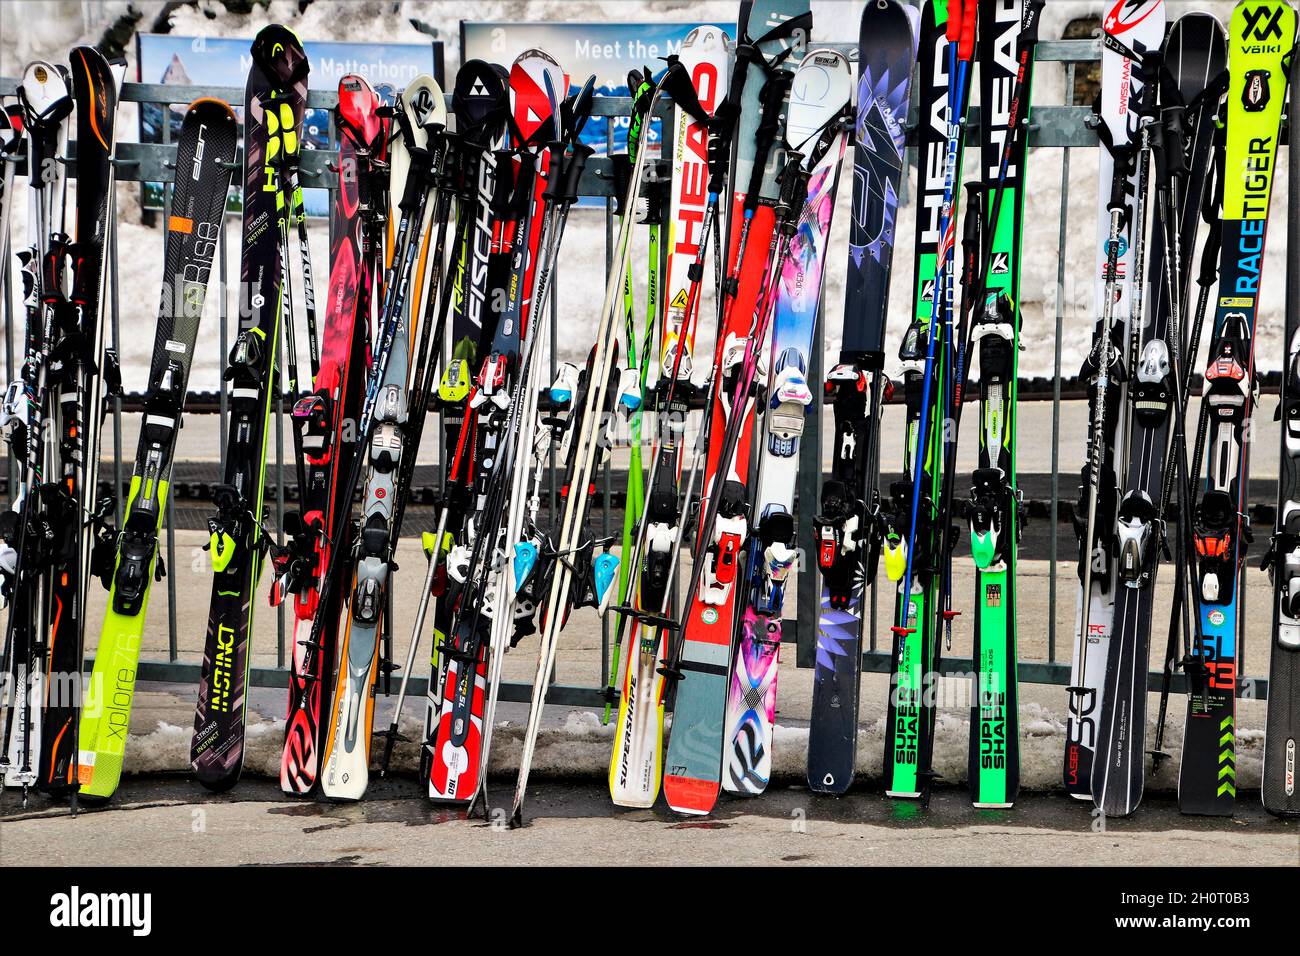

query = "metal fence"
[[0, 33, 1284, 709]]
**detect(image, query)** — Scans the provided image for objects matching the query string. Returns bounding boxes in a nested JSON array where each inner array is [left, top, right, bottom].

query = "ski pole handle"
[[1161, 105, 1188, 183], [546, 141, 593, 206], [661, 55, 710, 126], [718, 41, 754, 130], [1197, 216, 1221, 289], [744, 69, 794, 212], [953, 0, 978, 63], [562, 143, 594, 203], [1107, 144, 1132, 215], [947, 0, 964, 44]]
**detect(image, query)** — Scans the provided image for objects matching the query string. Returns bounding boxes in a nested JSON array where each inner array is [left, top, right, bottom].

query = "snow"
[[2, 1, 1287, 394]]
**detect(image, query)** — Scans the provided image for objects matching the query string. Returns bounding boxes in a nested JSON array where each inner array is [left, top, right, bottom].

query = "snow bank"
[[118, 695, 1270, 794]]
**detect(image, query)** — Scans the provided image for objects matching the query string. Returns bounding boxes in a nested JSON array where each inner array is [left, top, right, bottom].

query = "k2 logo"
[[412, 87, 433, 123], [991, 252, 1010, 276], [1241, 5, 1285, 41], [921, 278, 936, 303]]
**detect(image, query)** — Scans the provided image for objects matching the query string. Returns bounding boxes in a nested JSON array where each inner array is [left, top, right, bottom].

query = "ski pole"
[[893, 0, 976, 640], [1070, 131, 1137, 708], [605, 67, 659, 723], [372, 180, 457, 755], [660, 153, 813, 672], [1153, 128, 1225, 754], [1147, 70, 1224, 766], [511, 59, 698, 826], [290, 104, 448, 718], [931, 0, 1045, 648], [608, 62, 785, 685]]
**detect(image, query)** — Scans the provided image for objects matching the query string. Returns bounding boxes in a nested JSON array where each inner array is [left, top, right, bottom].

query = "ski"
[[1179, 0, 1294, 817], [1064, 0, 1166, 799], [274, 75, 386, 796], [1262, 32, 1300, 819], [75, 99, 238, 800], [710, 0, 812, 802], [656, 23, 743, 817], [191, 26, 309, 791], [963, 0, 1042, 809], [416, 60, 511, 790], [808, 0, 916, 796]]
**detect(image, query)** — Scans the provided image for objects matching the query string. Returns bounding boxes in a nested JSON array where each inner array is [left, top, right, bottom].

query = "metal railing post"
[[160, 100, 177, 660], [1048, 62, 1075, 666]]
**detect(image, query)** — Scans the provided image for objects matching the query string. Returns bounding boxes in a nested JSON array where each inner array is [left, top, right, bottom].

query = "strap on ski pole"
[[742, 68, 794, 215], [658, 55, 710, 128]]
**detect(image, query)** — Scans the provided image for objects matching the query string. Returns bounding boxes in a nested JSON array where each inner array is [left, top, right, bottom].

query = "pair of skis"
[[316, 74, 452, 801], [1177, 0, 1293, 818], [1066, 0, 1170, 810], [1263, 22, 1300, 819], [188, 26, 315, 793], [76, 98, 238, 802]]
